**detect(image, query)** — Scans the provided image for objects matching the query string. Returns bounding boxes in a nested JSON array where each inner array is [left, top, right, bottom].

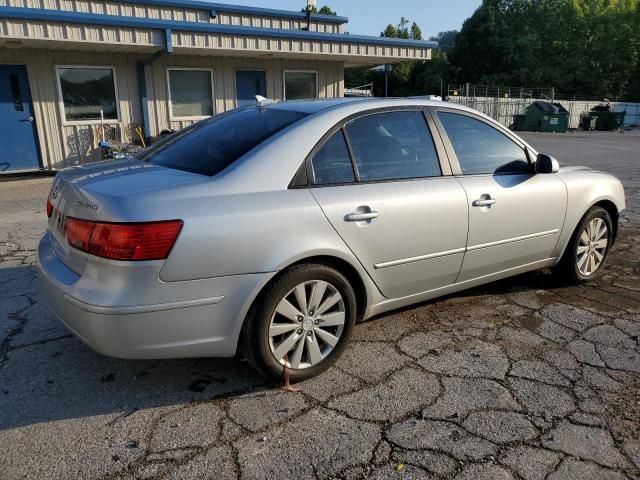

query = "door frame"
[[427, 106, 566, 283], [291, 105, 454, 189], [234, 69, 267, 109], [0, 63, 43, 171], [426, 106, 535, 177]]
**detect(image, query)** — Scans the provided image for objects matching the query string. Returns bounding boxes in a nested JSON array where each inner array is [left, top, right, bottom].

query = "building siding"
[[0, 47, 344, 169], [0, 48, 142, 169], [146, 56, 343, 134]]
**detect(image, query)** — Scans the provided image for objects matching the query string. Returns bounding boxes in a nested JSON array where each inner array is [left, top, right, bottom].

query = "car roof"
[[266, 97, 463, 115]]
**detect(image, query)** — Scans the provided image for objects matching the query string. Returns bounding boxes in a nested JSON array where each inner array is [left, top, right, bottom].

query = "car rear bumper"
[[37, 231, 274, 359]]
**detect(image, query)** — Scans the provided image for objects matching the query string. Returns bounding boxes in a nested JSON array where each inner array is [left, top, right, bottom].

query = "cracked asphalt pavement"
[[1, 131, 639, 480]]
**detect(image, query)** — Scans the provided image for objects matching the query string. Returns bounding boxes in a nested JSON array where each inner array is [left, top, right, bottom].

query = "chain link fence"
[[446, 84, 640, 129]]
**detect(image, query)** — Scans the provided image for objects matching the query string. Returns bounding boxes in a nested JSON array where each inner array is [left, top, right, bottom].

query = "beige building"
[[0, 0, 435, 171]]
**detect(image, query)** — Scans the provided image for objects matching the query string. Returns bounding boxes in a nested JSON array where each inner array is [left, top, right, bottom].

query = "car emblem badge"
[[50, 180, 60, 200]]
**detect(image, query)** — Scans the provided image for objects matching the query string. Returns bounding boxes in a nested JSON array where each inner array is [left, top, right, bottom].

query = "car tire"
[[242, 263, 357, 382], [555, 206, 613, 283]]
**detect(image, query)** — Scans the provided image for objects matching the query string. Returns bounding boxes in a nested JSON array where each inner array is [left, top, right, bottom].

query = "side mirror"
[[535, 153, 560, 174]]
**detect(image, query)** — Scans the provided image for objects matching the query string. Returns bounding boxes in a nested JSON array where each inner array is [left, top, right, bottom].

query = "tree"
[[429, 30, 458, 53], [359, 1, 640, 100], [410, 22, 423, 40], [396, 17, 410, 39], [381, 17, 421, 39], [318, 6, 337, 15], [627, 2, 640, 100], [412, 49, 450, 96], [375, 17, 446, 96], [381, 24, 398, 38], [301, 5, 337, 15], [448, 0, 639, 99]]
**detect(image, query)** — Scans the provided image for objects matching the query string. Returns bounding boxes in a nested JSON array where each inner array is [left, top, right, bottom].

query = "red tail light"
[[46, 198, 53, 218], [65, 218, 183, 261]]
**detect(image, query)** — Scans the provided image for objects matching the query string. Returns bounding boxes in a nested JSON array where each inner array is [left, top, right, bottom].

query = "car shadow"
[[0, 264, 567, 431], [362, 267, 566, 325], [0, 265, 271, 431]]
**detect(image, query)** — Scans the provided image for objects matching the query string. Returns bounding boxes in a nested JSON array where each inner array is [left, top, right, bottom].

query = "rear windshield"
[[138, 107, 308, 176]]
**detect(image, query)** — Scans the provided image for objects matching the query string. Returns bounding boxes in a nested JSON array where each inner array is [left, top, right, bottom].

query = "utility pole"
[[384, 64, 389, 98]]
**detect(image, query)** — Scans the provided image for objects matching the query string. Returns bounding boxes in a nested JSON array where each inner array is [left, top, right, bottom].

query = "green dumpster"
[[589, 104, 625, 131], [522, 101, 569, 133]]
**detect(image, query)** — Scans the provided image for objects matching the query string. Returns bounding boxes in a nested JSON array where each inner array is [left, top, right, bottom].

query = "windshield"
[[138, 107, 308, 176]]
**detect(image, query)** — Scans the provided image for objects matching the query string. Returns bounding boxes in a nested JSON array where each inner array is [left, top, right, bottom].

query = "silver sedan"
[[38, 98, 625, 381]]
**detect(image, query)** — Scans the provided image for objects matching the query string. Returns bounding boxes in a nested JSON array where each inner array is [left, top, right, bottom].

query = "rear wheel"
[[555, 206, 613, 282], [243, 264, 357, 382]]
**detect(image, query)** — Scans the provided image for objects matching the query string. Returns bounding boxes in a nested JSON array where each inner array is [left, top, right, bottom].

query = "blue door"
[[236, 70, 267, 108], [0, 65, 41, 171]]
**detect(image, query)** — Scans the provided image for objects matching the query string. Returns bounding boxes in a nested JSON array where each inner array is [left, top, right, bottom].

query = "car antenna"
[[255, 95, 278, 106]]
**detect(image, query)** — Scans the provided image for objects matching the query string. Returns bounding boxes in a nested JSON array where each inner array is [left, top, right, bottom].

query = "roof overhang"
[[0, 6, 437, 64]]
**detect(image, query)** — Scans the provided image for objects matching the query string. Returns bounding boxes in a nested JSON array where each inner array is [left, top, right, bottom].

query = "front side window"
[[57, 67, 118, 122], [437, 112, 530, 175], [284, 71, 317, 100], [311, 130, 355, 185], [345, 111, 441, 182], [168, 69, 214, 119], [139, 107, 308, 176]]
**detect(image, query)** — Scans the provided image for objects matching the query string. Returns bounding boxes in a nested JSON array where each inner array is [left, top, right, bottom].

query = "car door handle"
[[472, 198, 497, 207], [344, 212, 379, 222]]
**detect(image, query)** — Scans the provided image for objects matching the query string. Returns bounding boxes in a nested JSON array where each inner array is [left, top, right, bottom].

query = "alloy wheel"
[[576, 217, 608, 277], [268, 280, 346, 369]]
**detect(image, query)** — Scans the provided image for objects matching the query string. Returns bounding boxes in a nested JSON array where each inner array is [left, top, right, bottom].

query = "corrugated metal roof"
[[0, 6, 437, 49], [128, 0, 350, 24]]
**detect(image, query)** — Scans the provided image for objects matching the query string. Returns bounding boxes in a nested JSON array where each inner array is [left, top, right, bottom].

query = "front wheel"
[[243, 264, 357, 382], [555, 206, 613, 283]]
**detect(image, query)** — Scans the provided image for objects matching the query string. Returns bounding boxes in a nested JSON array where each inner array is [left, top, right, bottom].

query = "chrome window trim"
[[374, 247, 466, 269], [467, 229, 560, 251], [428, 106, 533, 177], [298, 106, 451, 189]]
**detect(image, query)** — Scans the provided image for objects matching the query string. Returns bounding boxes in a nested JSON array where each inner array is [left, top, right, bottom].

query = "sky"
[[217, 1, 482, 39]]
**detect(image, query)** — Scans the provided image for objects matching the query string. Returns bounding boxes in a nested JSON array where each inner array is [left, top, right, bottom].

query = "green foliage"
[[318, 6, 337, 15], [410, 22, 423, 40], [381, 17, 423, 40], [301, 5, 336, 15], [430, 30, 458, 53], [449, 0, 640, 100], [381, 24, 399, 38], [354, 1, 640, 101]]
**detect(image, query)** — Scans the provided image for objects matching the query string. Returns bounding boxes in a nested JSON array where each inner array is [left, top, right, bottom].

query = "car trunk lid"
[[47, 159, 204, 275]]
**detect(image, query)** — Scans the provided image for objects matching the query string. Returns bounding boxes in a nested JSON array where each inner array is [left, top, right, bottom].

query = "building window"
[[168, 69, 214, 120], [56, 66, 119, 123], [283, 71, 317, 100]]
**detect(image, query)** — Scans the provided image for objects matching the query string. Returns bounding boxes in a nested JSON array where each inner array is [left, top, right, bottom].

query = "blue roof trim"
[[0, 7, 438, 49], [129, 0, 349, 24]]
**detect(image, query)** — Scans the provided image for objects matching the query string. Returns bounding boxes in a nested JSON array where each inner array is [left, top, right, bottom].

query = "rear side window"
[[311, 130, 355, 185], [139, 107, 308, 176], [345, 111, 441, 182], [437, 112, 530, 175]]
